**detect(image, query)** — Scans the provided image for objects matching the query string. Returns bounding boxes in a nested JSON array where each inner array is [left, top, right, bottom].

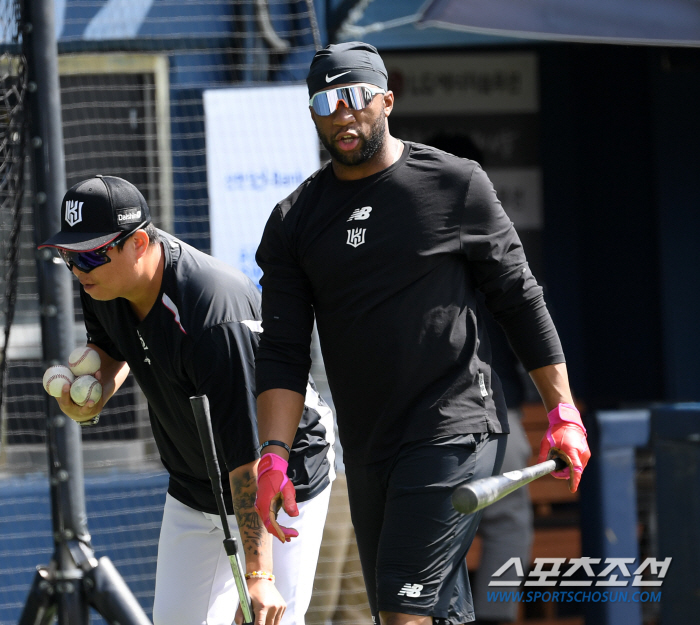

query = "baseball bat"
[[452, 457, 568, 515], [190, 394, 254, 625]]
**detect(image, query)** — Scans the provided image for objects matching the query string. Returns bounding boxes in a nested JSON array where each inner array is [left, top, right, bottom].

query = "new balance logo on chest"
[[346, 206, 371, 247], [347, 206, 372, 221]]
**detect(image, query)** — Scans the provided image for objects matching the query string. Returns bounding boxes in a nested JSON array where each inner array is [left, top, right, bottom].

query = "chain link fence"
[[0, 2, 370, 623]]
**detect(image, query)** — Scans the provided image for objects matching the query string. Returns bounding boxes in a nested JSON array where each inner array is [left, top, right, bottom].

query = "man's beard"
[[317, 111, 386, 166]]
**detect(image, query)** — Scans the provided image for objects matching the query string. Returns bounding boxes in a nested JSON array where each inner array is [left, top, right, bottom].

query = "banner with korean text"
[[204, 85, 320, 284]]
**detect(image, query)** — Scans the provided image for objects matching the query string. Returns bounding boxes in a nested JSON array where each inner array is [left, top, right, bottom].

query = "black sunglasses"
[[58, 223, 146, 273]]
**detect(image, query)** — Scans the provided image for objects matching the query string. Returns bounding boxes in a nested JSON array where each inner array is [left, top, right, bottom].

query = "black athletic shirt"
[[255, 142, 564, 465], [81, 232, 334, 514]]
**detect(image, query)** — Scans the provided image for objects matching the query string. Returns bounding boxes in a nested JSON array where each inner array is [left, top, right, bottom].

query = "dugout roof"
[[330, 0, 700, 49]]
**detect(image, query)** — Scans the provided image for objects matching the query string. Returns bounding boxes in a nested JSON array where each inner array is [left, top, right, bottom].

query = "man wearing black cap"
[[39, 176, 335, 625], [253, 42, 590, 625]]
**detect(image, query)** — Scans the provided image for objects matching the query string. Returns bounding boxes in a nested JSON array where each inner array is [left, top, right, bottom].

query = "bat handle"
[[191, 396, 230, 536], [224, 538, 254, 625], [553, 456, 568, 471], [191, 395, 255, 625]]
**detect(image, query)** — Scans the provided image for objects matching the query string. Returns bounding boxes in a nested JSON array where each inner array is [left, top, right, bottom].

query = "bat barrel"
[[452, 458, 566, 515]]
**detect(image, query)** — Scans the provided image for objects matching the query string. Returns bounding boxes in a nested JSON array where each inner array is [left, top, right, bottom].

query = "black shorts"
[[345, 432, 507, 625]]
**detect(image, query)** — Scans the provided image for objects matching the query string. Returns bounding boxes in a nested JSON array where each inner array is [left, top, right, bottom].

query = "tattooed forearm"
[[230, 467, 268, 559]]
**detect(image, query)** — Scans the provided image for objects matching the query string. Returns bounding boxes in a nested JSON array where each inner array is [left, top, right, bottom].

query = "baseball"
[[70, 375, 102, 406], [42, 365, 75, 397], [68, 346, 101, 376]]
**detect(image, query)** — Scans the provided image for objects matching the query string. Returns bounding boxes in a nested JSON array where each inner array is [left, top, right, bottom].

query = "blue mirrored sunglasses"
[[309, 84, 386, 116], [58, 224, 146, 273]]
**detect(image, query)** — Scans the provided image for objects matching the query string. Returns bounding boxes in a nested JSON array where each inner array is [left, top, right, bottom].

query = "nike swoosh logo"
[[326, 71, 351, 83]]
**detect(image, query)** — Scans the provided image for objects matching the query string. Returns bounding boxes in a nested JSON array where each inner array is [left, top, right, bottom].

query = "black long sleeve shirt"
[[256, 142, 564, 464]]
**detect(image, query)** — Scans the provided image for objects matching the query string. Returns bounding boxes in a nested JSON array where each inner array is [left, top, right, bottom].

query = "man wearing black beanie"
[[253, 42, 590, 625]]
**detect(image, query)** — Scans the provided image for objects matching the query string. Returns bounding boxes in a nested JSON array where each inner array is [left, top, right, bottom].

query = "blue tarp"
[[419, 0, 700, 47], [0, 471, 168, 624], [56, 0, 230, 42]]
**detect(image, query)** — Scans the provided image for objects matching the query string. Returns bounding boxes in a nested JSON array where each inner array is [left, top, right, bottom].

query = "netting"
[[0, 1, 369, 623], [1, 0, 27, 459]]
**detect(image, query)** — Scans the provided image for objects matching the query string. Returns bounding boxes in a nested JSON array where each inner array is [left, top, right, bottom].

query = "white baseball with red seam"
[[70, 375, 102, 406], [42, 366, 75, 397], [68, 346, 101, 376]]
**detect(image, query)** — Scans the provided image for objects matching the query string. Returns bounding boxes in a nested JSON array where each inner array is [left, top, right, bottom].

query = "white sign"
[[204, 85, 320, 283], [385, 52, 538, 115]]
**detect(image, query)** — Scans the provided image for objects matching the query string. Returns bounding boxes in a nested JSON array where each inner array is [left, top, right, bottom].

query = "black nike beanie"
[[306, 41, 388, 97]]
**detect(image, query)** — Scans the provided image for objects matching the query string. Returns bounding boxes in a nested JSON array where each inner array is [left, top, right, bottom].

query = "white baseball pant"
[[152, 485, 332, 625]]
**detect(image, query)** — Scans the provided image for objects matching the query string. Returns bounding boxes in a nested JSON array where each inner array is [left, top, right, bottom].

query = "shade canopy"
[[419, 0, 700, 47]]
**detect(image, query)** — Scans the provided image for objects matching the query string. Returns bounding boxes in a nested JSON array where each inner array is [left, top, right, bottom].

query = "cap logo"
[[65, 200, 84, 227], [326, 71, 351, 83], [116, 207, 142, 224]]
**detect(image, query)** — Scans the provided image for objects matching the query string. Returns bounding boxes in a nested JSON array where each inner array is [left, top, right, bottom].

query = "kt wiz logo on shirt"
[[346, 206, 371, 247], [347, 228, 366, 248]]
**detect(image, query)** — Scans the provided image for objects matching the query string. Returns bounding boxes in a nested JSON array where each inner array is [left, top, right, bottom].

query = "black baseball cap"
[[39, 175, 151, 251], [306, 42, 388, 97]]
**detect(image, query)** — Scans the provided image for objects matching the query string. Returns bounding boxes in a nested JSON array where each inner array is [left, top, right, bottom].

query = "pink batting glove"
[[537, 403, 591, 493], [254, 452, 299, 543]]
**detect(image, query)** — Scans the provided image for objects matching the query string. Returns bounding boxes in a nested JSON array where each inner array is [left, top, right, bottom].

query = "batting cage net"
[[0, 2, 369, 623]]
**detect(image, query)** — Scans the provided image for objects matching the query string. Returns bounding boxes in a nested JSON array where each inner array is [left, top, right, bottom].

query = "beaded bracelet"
[[79, 414, 100, 427], [245, 570, 275, 582], [259, 439, 291, 454]]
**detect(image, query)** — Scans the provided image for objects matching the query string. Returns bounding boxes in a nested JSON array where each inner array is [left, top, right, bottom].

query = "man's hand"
[[56, 370, 104, 422], [236, 578, 285, 625], [537, 403, 591, 493], [254, 453, 299, 543], [54, 347, 130, 424]]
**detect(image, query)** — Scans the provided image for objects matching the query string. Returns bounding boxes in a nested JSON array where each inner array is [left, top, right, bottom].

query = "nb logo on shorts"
[[397, 583, 423, 597], [348, 206, 372, 221]]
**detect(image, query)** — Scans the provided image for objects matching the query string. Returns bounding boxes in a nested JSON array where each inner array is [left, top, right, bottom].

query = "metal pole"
[[21, 0, 88, 622], [20, 3, 154, 622]]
